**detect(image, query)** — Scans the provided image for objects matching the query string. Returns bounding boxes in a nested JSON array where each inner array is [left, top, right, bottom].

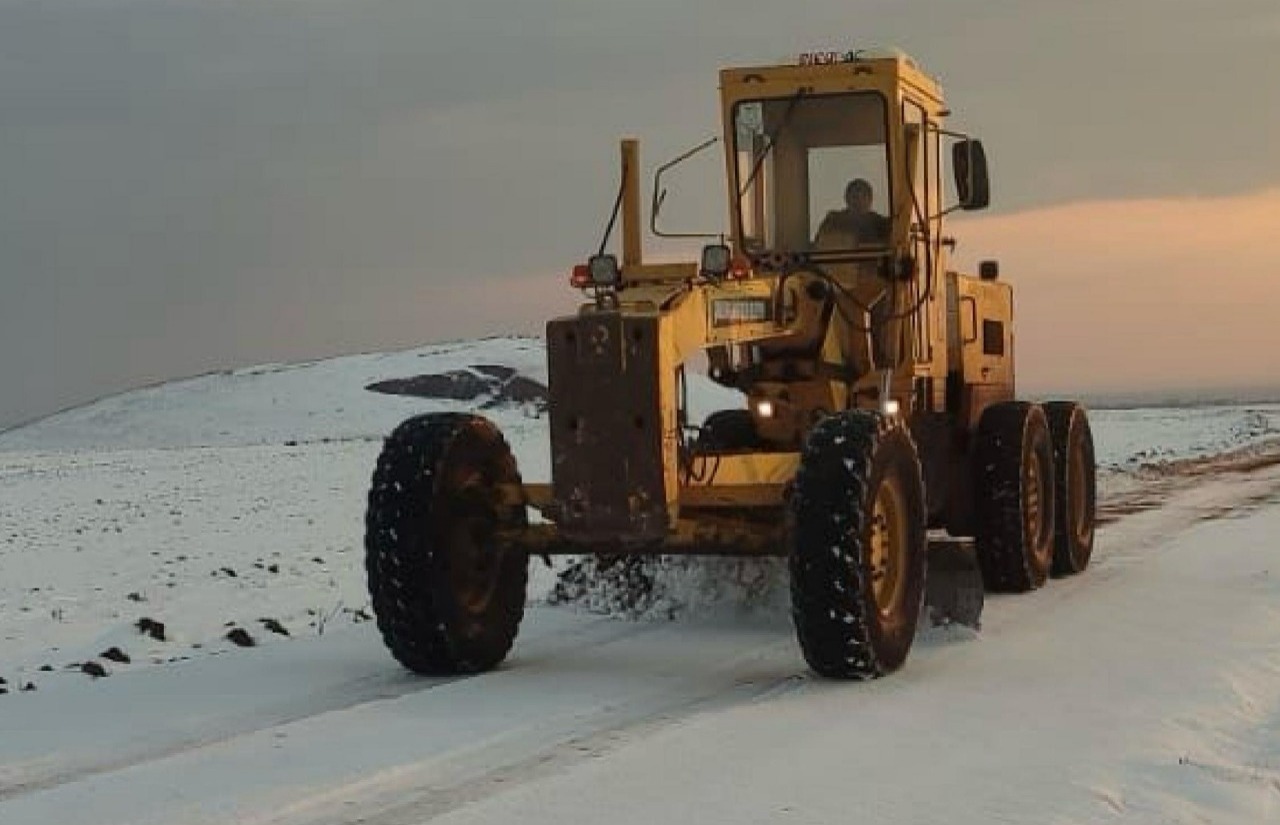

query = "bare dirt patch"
[[1099, 438, 1280, 525]]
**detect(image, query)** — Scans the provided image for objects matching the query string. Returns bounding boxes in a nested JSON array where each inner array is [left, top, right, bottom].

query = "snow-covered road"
[[3, 340, 1279, 824], [2, 457, 1278, 824]]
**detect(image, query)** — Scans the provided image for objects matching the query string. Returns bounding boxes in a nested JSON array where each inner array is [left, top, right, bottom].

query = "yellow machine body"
[[525, 50, 1013, 552]]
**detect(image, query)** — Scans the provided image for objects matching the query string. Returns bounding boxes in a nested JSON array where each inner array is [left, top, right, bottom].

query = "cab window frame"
[[731, 90, 895, 261]]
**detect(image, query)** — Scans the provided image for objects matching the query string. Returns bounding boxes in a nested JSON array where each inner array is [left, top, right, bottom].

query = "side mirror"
[[953, 139, 991, 211]]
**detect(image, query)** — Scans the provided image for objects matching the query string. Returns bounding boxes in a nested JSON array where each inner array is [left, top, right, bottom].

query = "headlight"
[[587, 254, 621, 287], [700, 244, 732, 279]]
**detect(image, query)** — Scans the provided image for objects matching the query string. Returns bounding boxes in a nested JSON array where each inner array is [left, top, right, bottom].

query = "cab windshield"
[[733, 92, 892, 257]]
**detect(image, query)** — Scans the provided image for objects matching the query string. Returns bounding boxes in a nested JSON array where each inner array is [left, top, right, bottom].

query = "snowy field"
[[2, 337, 1280, 824]]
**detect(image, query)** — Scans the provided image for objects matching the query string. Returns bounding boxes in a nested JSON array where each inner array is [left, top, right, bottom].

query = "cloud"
[[3, 0, 1279, 427], [951, 189, 1280, 395]]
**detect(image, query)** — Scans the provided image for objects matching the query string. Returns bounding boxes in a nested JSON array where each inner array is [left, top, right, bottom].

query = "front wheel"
[[365, 413, 529, 674], [789, 412, 927, 679]]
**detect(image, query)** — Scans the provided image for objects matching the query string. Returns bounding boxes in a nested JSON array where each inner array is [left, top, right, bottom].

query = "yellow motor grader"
[[365, 49, 1097, 679]]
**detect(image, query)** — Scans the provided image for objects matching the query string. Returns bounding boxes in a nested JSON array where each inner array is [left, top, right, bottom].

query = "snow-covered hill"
[[0, 337, 741, 457], [2, 339, 1280, 825], [5, 335, 1278, 468]]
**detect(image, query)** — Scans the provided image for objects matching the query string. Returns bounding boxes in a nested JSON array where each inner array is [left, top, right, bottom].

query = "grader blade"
[[924, 538, 984, 629]]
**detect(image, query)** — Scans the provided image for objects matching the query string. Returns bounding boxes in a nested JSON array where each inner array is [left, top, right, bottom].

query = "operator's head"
[[845, 178, 874, 213]]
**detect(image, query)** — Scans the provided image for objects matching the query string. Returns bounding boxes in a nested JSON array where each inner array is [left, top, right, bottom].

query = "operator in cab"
[[813, 178, 890, 249]]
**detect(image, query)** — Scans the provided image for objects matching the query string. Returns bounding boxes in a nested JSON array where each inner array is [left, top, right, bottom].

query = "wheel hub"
[[868, 477, 908, 618], [444, 469, 505, 616], [1069, 447, 1092, 545], [1024, 447, 1050, 555]]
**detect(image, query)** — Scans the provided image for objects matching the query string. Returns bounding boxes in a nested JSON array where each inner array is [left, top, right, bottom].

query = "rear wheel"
[[789, 412, 927, 679], [366, 413, 528, 674], [974, 402, 1056, 592], [1045, 402, 1096, 576]]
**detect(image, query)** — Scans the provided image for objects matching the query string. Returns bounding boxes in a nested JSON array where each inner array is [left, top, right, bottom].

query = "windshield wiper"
[[737, 88, 808, 200]]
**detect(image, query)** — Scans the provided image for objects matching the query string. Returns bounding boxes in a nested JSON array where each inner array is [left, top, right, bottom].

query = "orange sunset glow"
[[953, 188, 1280, 396]]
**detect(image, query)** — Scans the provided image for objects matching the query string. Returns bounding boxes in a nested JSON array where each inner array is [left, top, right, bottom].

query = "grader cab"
[[364, 49, 1097, 679]]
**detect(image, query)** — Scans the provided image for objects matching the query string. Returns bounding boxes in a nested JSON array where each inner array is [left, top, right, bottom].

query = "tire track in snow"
[[256, 640, 808, 825], [0, 615, 649, 803], [1098, 438, 1280, 525], [7, 444, 1280, 821]]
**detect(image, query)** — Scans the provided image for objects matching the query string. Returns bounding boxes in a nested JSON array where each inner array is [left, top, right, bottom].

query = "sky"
[[2, 0, 1279, 428]]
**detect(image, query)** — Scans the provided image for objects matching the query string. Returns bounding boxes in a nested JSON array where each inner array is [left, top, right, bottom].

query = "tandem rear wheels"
[[974, 401, 1096, 592], [787, 401, 1098, 680]]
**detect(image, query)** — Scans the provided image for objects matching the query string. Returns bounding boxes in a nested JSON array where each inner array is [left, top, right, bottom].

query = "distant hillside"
[[0, 337, 743, 454], [3, 336, 1279, 471], [1068, 385, 1280, 411]]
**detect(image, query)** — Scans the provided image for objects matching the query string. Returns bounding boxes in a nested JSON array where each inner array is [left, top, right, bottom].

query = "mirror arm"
[[650, 136, 722, 239]]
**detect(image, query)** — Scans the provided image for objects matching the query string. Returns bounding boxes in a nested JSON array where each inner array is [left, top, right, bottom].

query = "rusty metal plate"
[[546, 312, 668, 545]]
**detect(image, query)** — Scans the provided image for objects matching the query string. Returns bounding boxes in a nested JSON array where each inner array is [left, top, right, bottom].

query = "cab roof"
[[720, 48, 945, 106]]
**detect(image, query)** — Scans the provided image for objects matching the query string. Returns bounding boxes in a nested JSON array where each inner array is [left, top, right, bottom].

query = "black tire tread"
[[1044, 401, 1097, 577], [974, 402, 1055, 593], [365, 413, 528, 675], [789, 412, 927, 679]]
